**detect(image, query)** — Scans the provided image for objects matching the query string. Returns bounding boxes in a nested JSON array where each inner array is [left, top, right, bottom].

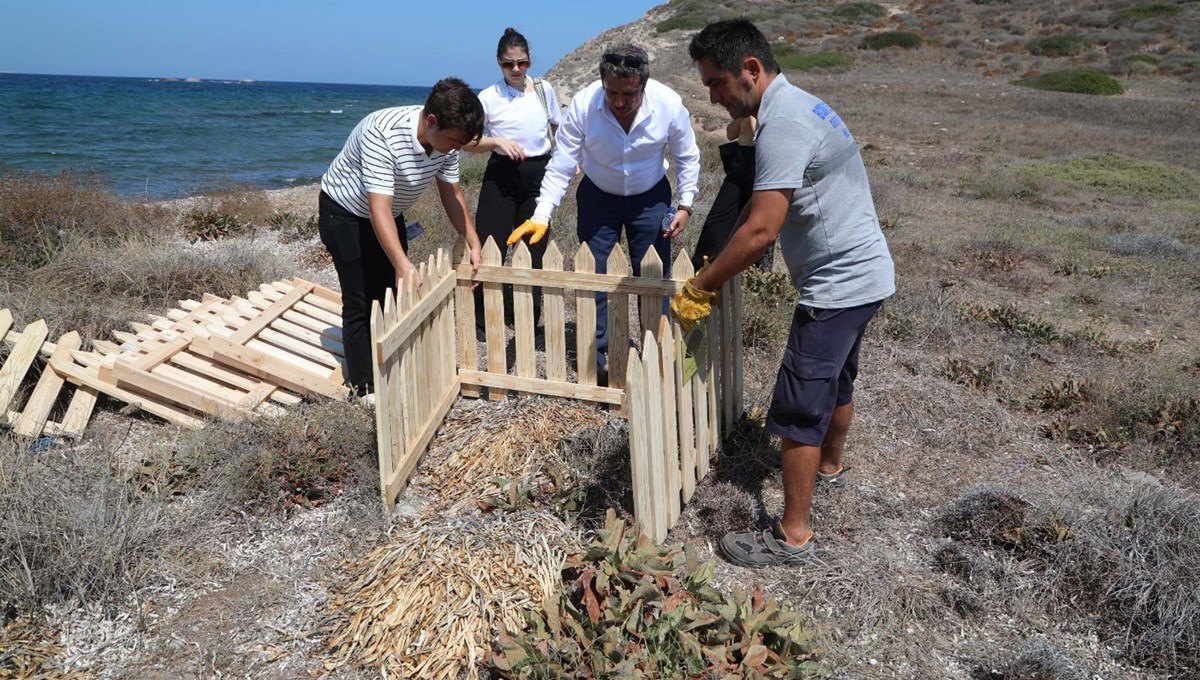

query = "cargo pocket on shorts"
[[774, 347, 841, 426]]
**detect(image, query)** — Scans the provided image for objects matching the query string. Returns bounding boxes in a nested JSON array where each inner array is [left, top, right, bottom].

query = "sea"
[[0, 72, 431, 199]]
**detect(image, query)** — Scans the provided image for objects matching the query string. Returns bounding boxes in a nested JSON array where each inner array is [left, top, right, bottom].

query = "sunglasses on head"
[[501, 59, 531, 69], [603, 53, 646, 69]]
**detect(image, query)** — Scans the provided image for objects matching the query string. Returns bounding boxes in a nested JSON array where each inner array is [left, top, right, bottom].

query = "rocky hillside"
[[546, 0, 1200, 135]]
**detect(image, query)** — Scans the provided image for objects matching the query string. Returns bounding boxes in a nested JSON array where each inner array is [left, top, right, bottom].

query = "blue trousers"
[[575, 175, 672, 359]]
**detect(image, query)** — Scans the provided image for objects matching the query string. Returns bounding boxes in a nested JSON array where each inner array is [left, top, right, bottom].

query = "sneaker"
[[718, 521, 814, 568], [816, 466, 848, 490]]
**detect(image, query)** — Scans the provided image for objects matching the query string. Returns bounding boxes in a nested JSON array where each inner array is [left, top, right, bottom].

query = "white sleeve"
[[533, 94, 585, 222], [669, 101, 700, 208]]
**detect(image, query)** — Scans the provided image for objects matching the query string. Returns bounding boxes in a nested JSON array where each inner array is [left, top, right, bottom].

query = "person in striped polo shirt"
[[319, 77, 485, 397]]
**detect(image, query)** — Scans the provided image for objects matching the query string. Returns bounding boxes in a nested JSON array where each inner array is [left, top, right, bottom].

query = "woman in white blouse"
[[466, 27, 561, 330]]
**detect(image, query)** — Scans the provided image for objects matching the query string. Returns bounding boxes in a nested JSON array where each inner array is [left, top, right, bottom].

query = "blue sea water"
[[0, 73, 430, 199]]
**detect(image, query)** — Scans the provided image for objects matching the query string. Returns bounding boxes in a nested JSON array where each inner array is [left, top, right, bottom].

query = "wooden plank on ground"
[[192, 333, 349, 399], [229, 280, 314, 344], [13, 331, 83, 437], [512, 241, 536, 380], [542, 242, 567, 383], [0, 320, 49, 416], [575, 243, 597, 386], [53, 352, 203, 429]]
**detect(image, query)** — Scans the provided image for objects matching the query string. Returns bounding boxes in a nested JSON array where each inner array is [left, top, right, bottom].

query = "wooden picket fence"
[[371, 237, 743, 542]]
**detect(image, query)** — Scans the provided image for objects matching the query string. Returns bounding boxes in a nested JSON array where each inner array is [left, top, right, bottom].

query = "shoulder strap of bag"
[[532, 77, 555, 152]]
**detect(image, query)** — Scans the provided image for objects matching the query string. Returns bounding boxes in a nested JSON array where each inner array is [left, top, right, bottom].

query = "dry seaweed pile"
[[0, 620, 85, 680], [321, 398, 611, 678]]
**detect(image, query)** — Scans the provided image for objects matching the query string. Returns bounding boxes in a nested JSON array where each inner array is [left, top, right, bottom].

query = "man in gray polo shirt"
[[674, 19, 895, 567]]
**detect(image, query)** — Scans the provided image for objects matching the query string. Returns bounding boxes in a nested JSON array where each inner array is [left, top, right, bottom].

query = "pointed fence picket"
[[372, 237, 744, 535]]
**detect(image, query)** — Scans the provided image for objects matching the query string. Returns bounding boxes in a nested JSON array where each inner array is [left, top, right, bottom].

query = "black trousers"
[[318, 190, 408, 395], [692, 143, 763, 270], [473, 152, 550, 329]]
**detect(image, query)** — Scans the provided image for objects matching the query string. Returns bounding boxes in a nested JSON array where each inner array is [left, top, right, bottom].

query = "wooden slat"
[[192, 333, 349, 399], [658, 317, 681, 526], [512, 241, 536, 380], [398, 280, 418, 449], [606, 247, 630, 392], [458, 370, 624, 406], [671, 254, 698, 499], [642, 331, 667, 543], [378, 267, 458, 359], [0, 320, 49, 416], [371, 299, 396, 510], [129, 337, 190, 371], [59, 383, 100, 438], [732, 274, 744, 419], [229, 280, 313, 344], [384, 377, 460, 500], [0, 309, 13, 343], [455, 264, 685, 296], [575, 243, 597, 386], [112, 358, 251, 421], [482, 238, 507, 400], [721, 280, 735, 434], [542, 242, 567, 383], [625, 347, 653, 541], [639, 248, 665, 343], [705, 308, 720, 467], [258, 327, 341, 369], [13, 331, 83, 437], [453, 239, 481, 398], [50, 353, 203, 429]]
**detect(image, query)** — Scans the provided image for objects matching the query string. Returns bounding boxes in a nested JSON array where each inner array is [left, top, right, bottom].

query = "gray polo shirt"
[[755, 74, 895, 308]]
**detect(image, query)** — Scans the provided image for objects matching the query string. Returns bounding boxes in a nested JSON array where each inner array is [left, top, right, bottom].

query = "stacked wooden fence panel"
[[1, 310, 97, 439]]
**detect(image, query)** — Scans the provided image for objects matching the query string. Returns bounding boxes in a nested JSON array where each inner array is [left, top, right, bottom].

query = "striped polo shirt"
[[320, 105, 460, 218]]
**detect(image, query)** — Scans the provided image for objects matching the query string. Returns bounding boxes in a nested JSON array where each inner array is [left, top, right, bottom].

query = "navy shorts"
[[765, 300, 883, 446]]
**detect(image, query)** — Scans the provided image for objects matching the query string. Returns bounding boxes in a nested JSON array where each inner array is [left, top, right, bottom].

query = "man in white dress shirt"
[[508, 44, 701, 369]]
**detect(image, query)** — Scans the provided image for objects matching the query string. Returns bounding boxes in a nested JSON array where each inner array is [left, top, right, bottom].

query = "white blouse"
[[478, 77, 562, 158]]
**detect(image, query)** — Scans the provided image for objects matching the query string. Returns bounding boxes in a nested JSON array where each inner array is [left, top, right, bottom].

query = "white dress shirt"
[[478, 77, 562, 158], [532, 78, 700, 223]]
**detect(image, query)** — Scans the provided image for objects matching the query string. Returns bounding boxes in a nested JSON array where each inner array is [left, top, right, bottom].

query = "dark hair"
[[497, 27, 529, 58], [599, 44, 650, 88], [423, 77, 485, 142], [688, 19, 780, 75]]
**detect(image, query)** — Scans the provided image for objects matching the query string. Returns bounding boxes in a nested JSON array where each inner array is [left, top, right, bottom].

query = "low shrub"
[[656, 14, 708, 33], [0, 171, 162, 269], [1026, 34, 1093, 57], [860, 31, 923, 50], [777, 50, 854, 71], [0, 436, 199, 613], [944, 358, 1000, 389], [1014, 69, 1124, 95], [958, 302, 1061, 343], [741, 268, 798, 348], [1026, 153, 1200, 200], [832, 2, 887, 21], [1114, 3, 1183, 22], [490, 511, 820, 678], [269, 211, 319, 242]]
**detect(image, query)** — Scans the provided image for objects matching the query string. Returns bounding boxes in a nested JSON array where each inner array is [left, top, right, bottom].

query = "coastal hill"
[[1, 1, 1198, 678]]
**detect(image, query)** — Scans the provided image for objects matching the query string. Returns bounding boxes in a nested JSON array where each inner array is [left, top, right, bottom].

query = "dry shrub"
[[0, 171, 162, 269], [1052, 484, 1200, 672], [19, 234, 288, 339], [971, 636, 1090, 680], [0, 434, 199, 614], [175, 401, 377, 514], [936, 485, 1029, 545]]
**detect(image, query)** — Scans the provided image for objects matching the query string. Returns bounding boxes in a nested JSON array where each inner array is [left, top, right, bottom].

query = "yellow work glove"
[[670, 277, 718, 332], [507, 218, 549, 246]]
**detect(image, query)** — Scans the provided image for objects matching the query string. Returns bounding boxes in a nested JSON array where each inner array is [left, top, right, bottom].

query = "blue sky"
[[0, 0, 659, 86]]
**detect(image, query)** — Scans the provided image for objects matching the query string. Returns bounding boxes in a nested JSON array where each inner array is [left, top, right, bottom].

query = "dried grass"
[[321, 512, 580, 679]]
